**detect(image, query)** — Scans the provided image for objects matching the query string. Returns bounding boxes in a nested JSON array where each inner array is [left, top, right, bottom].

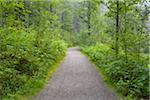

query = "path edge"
[[79, 49, 122, 99]]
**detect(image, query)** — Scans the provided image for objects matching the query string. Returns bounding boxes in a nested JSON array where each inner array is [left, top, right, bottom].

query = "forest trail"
[[35, 48, 117, 100]]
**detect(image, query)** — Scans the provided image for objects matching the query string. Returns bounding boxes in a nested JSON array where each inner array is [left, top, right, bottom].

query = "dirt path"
[[35, 48, 117, 100]]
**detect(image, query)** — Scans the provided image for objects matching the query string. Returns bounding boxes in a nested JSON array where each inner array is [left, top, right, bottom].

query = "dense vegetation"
[[0, 0, 149, 99], [0, 0, 67, 99], [81, 44, 149, 99], [79, 0, 149, 99]]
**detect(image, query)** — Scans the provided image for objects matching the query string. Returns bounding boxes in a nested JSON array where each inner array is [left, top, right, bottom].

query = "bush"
[[81, 44, 149, 99], [0, 28, 67, 99], [105, 59, 149, 97]]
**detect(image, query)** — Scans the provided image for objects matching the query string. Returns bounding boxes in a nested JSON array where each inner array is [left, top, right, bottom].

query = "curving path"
[[35, 48, 117, 100]]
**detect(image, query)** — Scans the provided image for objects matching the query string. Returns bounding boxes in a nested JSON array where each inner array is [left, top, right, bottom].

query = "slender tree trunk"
[[87, 1, 91, 35], [138, 17, 144, 61], [115, 0, 119, 57], [60, 12, 64, 37], [124, 1, 128, 63]]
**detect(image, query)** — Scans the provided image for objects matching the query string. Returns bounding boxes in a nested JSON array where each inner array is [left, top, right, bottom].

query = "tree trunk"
[[87, 1, 91, 35], [123, 1, 128, 63], [115, 0, 119, 57]]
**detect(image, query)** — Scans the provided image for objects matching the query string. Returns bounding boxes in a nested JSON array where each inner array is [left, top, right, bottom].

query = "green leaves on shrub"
[[0, 28, 67, 99], [82, 44, 149, 99]]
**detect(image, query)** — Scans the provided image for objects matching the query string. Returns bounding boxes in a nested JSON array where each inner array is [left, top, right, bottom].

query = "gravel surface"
[[35, 48, 117, 100]]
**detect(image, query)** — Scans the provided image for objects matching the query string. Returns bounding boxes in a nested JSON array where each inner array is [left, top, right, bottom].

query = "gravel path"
[[35, 48, 117, 100]]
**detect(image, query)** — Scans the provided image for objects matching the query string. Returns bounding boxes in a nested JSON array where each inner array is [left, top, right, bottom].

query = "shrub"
[[0, 28, 67, 99], [81, 44, 149, 99]]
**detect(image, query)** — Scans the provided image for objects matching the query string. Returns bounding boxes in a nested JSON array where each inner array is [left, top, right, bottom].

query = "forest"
[[0, 0, 149, 100]]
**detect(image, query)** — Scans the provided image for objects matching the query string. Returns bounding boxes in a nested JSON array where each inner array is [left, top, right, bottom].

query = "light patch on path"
[[35, 48, 117, 100]]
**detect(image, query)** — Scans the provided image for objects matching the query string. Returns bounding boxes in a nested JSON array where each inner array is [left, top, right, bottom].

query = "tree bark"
[[87, 1, 91, 35], [124, 1, 128, 63], [115, 0, 119, 57]]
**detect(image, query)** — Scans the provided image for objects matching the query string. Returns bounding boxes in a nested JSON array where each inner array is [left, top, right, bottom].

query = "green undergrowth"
[[0, 28, 68, 100], [80, 49, 122, 99], [80, 44, 149, 99], [15, 56, 65, 100]]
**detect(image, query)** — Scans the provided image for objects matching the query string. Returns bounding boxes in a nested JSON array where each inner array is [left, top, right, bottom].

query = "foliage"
[[0, 0, 149, 99], [0, 0, 67, 99], [79, 0, 149, 99], [81, 44, 149, 99]]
